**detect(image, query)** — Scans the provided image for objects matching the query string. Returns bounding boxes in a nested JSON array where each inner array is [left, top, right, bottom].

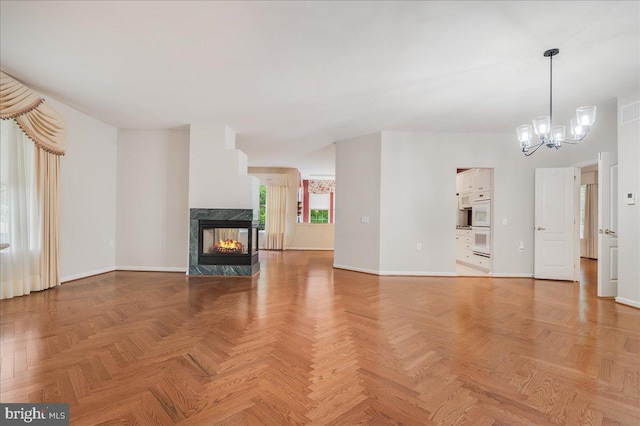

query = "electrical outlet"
[[416, 243, 422, 251]]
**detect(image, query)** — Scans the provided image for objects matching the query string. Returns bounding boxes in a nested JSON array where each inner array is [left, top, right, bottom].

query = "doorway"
[[579, 164, 598, 262], [531, 155, 618, 289], [455, 168, 493, 276]]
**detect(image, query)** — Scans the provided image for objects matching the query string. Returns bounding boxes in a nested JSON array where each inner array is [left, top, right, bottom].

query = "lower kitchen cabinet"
[[455, 229, 490, 272], [469, 254, 490, 270]]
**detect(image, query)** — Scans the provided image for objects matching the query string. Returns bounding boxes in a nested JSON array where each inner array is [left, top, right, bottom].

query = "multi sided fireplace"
[[189, 209, 260, 276], [198, 220, 258, 266]]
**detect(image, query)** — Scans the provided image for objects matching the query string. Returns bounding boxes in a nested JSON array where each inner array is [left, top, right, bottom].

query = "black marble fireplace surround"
[[189, 208, 260, 276]]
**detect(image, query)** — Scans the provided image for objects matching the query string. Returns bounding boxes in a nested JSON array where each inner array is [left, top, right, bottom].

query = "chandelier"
[[517, 48, 596, 156]]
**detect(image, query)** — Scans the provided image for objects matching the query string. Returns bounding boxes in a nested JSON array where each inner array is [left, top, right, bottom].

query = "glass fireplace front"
[[198, 220, 258, 266]]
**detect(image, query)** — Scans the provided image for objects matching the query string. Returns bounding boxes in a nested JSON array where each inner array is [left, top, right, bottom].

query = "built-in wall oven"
[[472, 199, 491, 256], [472, 227, 491, 257], [471, 200, 491, 227]]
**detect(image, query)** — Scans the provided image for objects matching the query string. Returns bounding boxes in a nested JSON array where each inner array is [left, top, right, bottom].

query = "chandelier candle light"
[[517, 48, 596, 156]]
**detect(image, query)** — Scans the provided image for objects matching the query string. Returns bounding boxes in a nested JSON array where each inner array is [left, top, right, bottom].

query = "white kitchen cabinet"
[[455, 231, 466, 258], [470, 254, 490, 271], [472, 190, 491, 203], [456, 170, 474, 193], [456, 229, 490, 272], [455, 229, 473, 263], [458, 168, 491, 194], [473, 168, 491, 192]]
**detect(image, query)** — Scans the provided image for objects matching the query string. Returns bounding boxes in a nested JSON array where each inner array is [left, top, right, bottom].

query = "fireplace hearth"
[[189, 209, 259, 276]]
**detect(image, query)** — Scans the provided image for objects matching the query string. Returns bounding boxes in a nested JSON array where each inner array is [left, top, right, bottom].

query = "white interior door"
[[597, 152, 618, 297], [534, 168, 579, 281]]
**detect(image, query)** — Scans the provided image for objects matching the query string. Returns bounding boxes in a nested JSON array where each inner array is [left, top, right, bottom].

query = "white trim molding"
[[116, 266, 188, 273], [615, 297, 640, 309], [61, 267, 116, 283], [378, 270, 457, 277], [332, 264, 380, 275], [286, 247, 334, 251], [491, 273, 535, 278], [333, 264, 458, 277]]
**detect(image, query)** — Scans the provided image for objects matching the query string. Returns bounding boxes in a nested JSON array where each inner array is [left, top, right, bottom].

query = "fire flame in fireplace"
[[210, 239, 243, 254]]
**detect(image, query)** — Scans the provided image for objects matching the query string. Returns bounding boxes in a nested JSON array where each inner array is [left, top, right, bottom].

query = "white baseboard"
[[615, 297, 640, 309], [378, 270, 457, 277], [286, 247, 334, 251], [333, 264, 456, 277], [491, 273, 535, 278], [61, 267, 116, 283], [116, 266, 187, 273], [333, 265, 536, 278], [332, 264, 380, 275]]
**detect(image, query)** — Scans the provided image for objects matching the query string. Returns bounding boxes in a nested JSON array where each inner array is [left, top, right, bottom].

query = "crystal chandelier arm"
[[561, 133, 588, 144], [523, 141, 546, 156]]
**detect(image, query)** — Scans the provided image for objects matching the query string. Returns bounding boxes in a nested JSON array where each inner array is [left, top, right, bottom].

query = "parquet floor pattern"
[[1, 252, 638, 425]]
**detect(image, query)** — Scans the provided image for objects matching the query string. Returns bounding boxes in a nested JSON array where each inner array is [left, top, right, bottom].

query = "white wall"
[[379, 131, 544, 276], [289, 224, 335, 250], [334, 99, 618, 276], [616, 94, 640, 308], [116, 129, 190, 271], [334, 133, 381, 273], [48, 97, 118, 282], [566, 98, 619, 167], [189, 123, 258, 213]]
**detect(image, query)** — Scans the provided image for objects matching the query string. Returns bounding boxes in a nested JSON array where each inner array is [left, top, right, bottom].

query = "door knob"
[[604, 229, 616, 235], [536, 226, 546, 231]]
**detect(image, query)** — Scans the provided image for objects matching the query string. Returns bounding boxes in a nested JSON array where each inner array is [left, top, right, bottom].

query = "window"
[[258, 185, 266, 230], [303, 180, 335, 224], [310, 209, 329, 223]]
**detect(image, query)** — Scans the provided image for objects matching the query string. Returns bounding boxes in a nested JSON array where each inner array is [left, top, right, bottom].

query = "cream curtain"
[[581, 184, 598, 259], [0, 120, 42, 299], [265, 185, 287, 250], [1, 72, 66, 155], [0, 71, 65, 299], [217, 228, 239, 242], [37, 149, 61, 285]]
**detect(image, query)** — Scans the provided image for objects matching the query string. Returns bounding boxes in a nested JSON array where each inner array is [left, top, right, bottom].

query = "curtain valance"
[[0, 71, 66, 155], [308, 180, 335, 194]]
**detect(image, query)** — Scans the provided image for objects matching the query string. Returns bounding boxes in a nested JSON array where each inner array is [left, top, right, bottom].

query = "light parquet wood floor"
[[1, 252, 638, 425]]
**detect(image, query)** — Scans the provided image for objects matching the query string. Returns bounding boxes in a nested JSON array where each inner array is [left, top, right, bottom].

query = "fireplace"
[[189, 209, 260, 276], [199, 220, 258, 265]]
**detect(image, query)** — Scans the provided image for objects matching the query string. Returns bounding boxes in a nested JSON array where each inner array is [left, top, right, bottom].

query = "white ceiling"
[[1, 1, 638, 178]]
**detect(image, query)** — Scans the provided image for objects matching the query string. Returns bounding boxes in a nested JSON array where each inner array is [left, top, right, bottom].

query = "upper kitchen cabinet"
[[457, 168, 491, 194], [456, 169, 474, 194], [474, 168, 491, 192]]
